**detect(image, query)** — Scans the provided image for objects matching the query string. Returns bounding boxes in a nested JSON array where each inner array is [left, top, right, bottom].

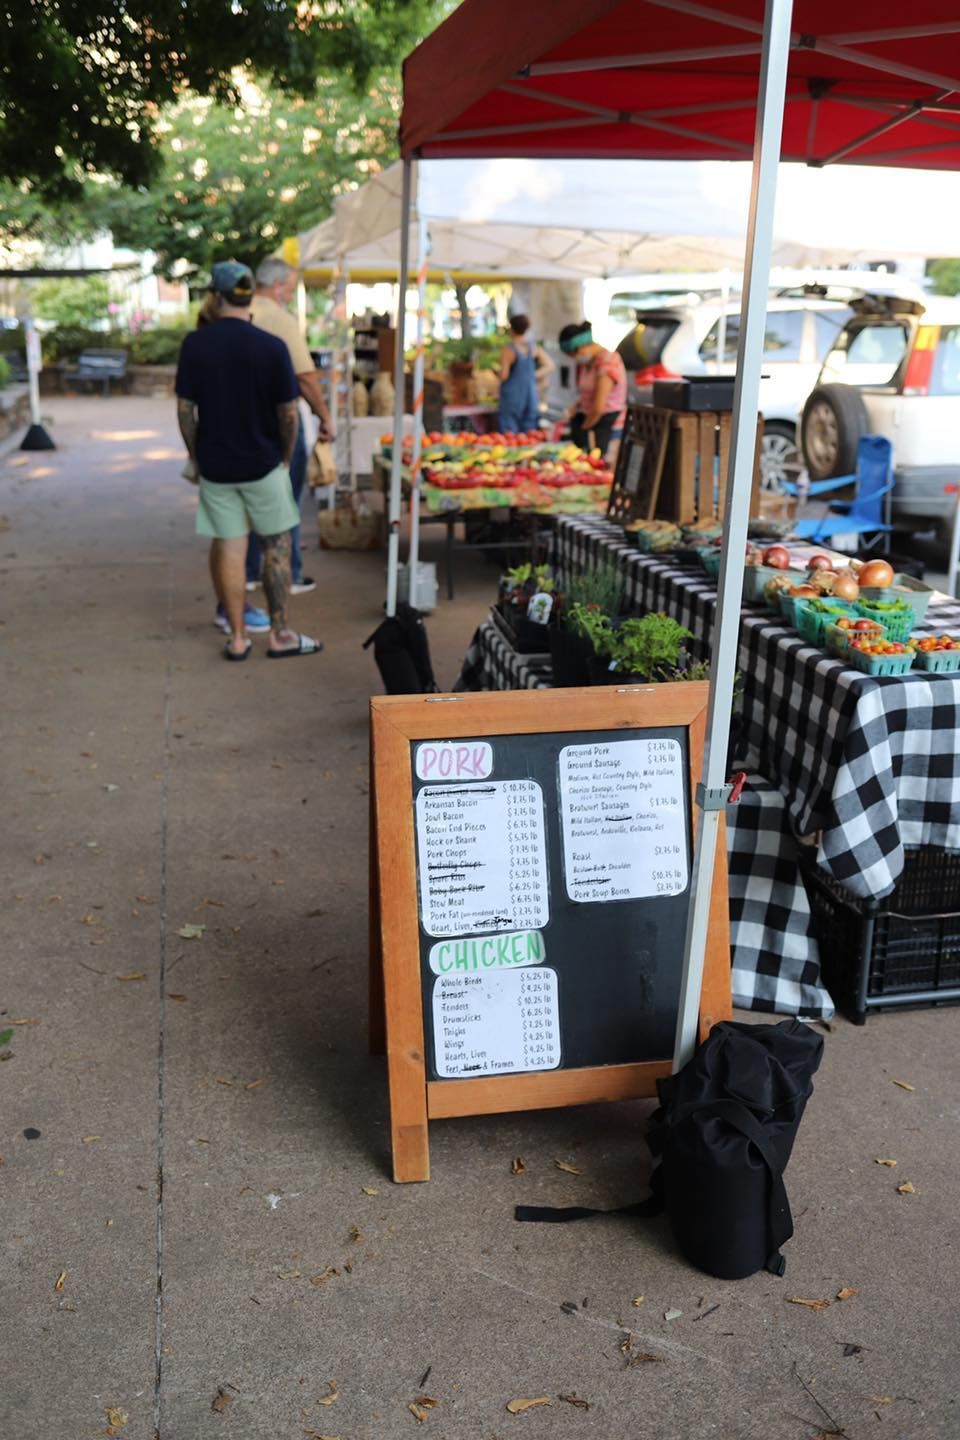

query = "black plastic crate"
[[652, 375, 736, 411], [800, 850, 960, 1023]]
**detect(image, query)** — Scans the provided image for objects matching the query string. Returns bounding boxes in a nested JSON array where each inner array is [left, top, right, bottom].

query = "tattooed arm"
[[177, 398, 199, 459], [276, 399, 299, 467]]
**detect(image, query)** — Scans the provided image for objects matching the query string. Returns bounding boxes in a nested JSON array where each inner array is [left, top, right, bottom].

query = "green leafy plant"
[[504, 562, 553, 594], [33, 275, 111, 329], [0, 356, 10, 389], [566, 601, 616, 653], [603, 613, 694, 679], [565, 563, 624, 620]]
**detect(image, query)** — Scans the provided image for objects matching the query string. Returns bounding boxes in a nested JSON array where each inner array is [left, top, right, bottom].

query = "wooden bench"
[[64, 348, 130, 397]]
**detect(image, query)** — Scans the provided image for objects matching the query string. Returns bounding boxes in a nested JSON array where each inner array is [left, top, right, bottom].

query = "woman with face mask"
[[558, 321, 627, 455]]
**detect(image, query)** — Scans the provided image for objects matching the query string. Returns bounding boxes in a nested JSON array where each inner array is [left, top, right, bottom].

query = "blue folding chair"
[[789, 435, 894, 550]]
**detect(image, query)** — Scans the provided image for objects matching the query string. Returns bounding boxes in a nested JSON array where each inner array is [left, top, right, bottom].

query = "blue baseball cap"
[[209, 260, 254, 302]]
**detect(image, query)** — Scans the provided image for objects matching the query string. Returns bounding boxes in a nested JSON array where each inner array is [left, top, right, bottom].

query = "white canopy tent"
[[300, 155, 960, 281]]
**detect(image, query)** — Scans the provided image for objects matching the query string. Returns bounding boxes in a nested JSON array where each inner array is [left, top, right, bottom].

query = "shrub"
[[41, 325, 114, 362], [127, 326, 191, 365], [0, 355, 10, 388], [33, 275, 111, 329], [0, 326, 24, 353]]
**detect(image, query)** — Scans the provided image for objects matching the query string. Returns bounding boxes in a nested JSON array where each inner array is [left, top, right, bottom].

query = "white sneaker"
[[245, 580, 260, 592], [290, 576, 316, 595]]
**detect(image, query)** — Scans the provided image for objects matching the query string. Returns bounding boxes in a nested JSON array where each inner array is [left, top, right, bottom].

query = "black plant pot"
[[495, 602, 552, 654], [549, 626, 594, 687]]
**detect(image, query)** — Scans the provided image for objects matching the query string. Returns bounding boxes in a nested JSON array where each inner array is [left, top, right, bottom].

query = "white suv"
[[617, 295, 851, 491], [801, 293, 960, 544]]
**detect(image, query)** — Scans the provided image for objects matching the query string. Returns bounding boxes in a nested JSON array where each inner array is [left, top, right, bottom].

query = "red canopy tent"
[[402, 1, 960, 168], [385, 2, 960, 1065]]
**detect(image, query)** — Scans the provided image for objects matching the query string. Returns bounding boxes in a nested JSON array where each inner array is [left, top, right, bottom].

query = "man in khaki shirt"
[[248, 257, 335, 594]]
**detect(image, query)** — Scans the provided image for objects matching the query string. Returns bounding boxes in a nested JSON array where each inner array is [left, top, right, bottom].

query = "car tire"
[[801, 384, 869, 481], [759, 422, 798, 493]]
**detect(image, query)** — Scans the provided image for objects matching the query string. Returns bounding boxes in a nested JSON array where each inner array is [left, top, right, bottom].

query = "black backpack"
[[363, 602, 439, 694], [516, 1019, 823, 1280]]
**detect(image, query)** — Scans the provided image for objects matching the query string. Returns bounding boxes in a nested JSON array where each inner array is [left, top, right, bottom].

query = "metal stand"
[[673, 0, 794, 1070], [407, 212, 429, 608], [385, 158, 414, 618], [20, 317, 55, 451]]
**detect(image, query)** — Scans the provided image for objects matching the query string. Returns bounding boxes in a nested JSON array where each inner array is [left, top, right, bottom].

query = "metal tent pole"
[[20, 314, 55, 451], [672, 0, 795, 1070], [407, 212, 429, 608], [386, 157, 414, 617]]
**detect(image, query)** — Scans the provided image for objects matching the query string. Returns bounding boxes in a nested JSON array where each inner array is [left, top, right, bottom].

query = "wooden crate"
[[624, 406, 766, 525]]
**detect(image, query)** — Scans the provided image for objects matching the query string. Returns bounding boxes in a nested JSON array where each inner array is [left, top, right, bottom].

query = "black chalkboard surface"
[[410, 726, 692, 1079]]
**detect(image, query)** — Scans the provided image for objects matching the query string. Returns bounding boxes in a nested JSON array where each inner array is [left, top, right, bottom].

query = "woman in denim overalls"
[[498, 314, 553, 433]]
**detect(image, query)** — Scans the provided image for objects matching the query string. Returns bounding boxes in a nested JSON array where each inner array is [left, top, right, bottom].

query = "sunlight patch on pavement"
[[88, 429, 161, 442], [143, 448, 180, 461]]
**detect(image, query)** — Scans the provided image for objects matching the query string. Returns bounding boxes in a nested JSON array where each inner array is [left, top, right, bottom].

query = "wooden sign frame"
[[606, 405, 671, 525], [369, 685, 731, 1183]]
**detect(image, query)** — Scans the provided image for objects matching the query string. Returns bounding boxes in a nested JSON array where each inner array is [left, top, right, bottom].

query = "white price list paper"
[[416, 779, 549, 937], [558, 738, 688, 902], [432, 968, 561, 1078]]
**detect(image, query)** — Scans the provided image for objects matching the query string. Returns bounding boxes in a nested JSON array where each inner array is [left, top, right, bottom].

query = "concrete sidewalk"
[[1, 396, 958, 1440]]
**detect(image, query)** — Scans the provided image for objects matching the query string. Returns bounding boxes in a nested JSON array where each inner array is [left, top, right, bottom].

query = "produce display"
[[380, 429, 614, 513]]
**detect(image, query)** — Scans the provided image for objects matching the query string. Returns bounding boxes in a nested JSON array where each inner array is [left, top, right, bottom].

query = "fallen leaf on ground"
[[211, 1389, 232, 1412], [892, 1079, 915, 1091], [896, 1181, 918, 1195], [12, 1018, 40, 1025], [631, 1295, 645, 1306], [105, 1408, 129, 1427], [316, 1382, 338, 1405], [786, 1296, 831, 1311], [663, 1308, 683, 1321], [554, 1159, 581, 1175], [558, 1393, 590, 1410], [511, 1156, 525, 1174], [82, 1135, 100, 1143], [309, 1268, 339, 1286], [413, 1396, 438, 1408], [81, 914, 98, 926], [168, 993, 188, 1002], [361, 1186, 379, 1196], [875, 1157, 897, 1166], [177, 923, 206, 939], [507, 1397, 551, 1414], [215, 1077, 234, 1086], [55, 1270, 66, 1292], [244, 1078, 266, 1090], [0, 1029, 12, 1047], [348, 1225, 363, 1243], [115, 972, 145, 982], [627, 1353, 662, 1365], [408, 1402, 431, 1422], [836, 1287, 859, 1301], [202, 897, 225, 907], [619, 1333, 632, 1355]]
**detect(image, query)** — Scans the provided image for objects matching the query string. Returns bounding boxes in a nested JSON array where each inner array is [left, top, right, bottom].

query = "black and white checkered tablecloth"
[[455, 614, 834, 1017], [554, 515, 960, 901], [453, 616, 552, 693]]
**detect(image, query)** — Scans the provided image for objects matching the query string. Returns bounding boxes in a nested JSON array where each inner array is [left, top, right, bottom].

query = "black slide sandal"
[[224, 639, 253, 662], [267, 634, 324, 659]]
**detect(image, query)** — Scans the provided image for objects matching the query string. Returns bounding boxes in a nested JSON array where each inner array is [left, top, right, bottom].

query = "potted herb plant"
[[495, 562, 557, 652], [589, 612, 695, 685], [549, 564, 625, 687]]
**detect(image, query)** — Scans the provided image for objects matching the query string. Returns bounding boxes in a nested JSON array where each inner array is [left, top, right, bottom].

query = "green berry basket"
[[913, 646, 960, 672], [795, 600, 859, 646], [743, 564, 790, 604], [854, 599, 915, 643], [825, 619, 887, 657], [845, 645, 916, 677], [859, 574, 933, 624], [697, 547, 722, 577]]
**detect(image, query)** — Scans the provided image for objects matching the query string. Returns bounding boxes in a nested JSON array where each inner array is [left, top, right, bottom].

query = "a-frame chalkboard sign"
[[369, 685, 731, 1183]]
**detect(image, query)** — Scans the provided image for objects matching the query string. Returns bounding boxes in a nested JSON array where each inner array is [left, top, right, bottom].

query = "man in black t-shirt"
[[175, 260, 323, 661]]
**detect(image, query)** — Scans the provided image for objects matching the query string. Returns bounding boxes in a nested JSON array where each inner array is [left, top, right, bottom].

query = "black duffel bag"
[[516, 1019, 823, 1280], [363, 602, 439, 694]]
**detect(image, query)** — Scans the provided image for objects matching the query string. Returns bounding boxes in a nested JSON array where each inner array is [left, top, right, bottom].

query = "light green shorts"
[[196, 463, 300, 540]]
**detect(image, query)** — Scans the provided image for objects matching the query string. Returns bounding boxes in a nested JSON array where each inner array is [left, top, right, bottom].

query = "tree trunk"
[[454, 282, 470, 340]]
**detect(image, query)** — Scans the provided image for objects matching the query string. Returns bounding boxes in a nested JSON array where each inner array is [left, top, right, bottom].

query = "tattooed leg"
[[259, 529, 293, 639]]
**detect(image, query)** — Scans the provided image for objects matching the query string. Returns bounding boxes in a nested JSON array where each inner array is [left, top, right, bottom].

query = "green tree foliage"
[[926, 258, 960, 297], [104, 77, 401, 276], [32, 275, 111, 328], [0, 0, 443, 196]]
